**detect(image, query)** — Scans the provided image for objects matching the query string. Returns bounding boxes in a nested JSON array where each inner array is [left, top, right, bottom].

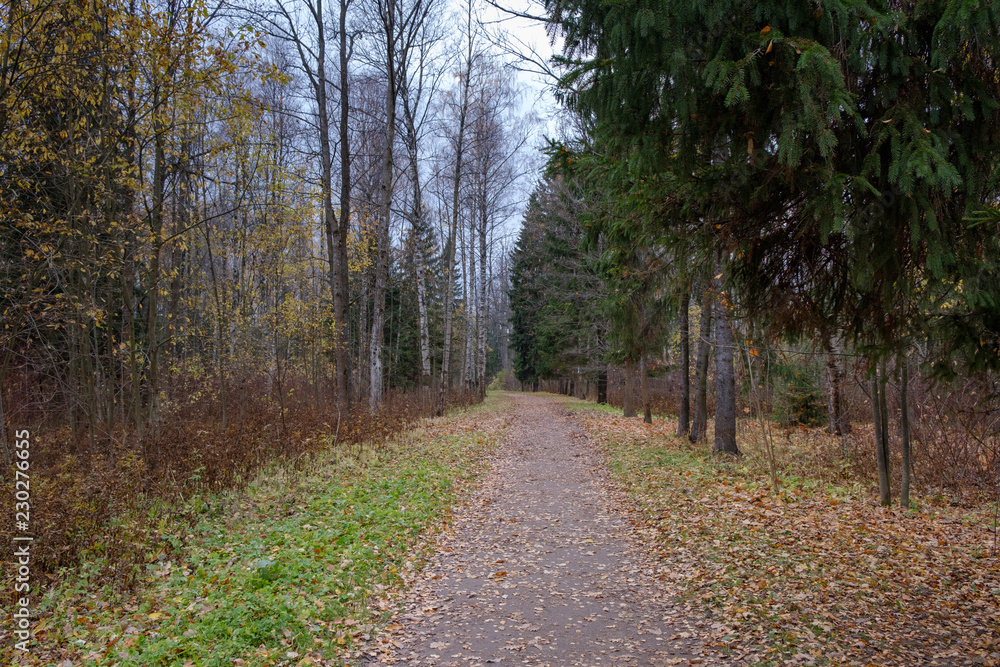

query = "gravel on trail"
[[365, 394, 732, 667]]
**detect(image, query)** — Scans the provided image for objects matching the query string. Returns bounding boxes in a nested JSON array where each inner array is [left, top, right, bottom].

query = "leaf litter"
[[3, 398, 510, 667], [570, 402, 1000, 666], [363, 393, 725, 666]]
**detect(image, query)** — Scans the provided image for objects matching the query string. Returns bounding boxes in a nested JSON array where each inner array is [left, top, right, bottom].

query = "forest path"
[[370, 393, 724, 667]]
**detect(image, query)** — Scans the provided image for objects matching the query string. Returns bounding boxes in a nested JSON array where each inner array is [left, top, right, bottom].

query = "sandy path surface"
[[367, 394, 727, 666]]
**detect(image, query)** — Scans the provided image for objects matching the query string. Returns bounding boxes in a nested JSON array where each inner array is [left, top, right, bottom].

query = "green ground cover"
[[10, 397, 510, 666]]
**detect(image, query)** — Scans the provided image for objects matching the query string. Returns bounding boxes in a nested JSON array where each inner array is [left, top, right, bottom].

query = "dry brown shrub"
[[558, 362, 998, 503], [0, 369, 480, 599]]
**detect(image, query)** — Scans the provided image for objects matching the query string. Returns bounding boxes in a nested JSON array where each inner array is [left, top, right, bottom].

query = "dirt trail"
[[370, 394, 726, 666]]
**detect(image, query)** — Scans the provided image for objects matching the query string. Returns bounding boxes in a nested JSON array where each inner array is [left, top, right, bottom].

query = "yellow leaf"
[[761, 25, 771, 34], [765, 40, 773, 54]]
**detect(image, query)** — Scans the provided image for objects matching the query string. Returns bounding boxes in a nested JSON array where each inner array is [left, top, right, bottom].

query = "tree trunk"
[[622, 363, 636, 417], [676, 288, 690, 437], [713, 301, 739, 454], [690, 290, 713, 443], [900, 352, 911, 508], [335, 0, 353, 406], [477, 197, 488, 399], [437, 12, 474, 414], [878, 362, 892, 506], [640, 355, 651, 423], [871, 362, 892, 506], [597, 368, 608, 404], [121, 259, 143, 440], [414, 233, 431, 381], [146, 107, 166, 428], [369, 16, 397, 412], [500, 322, 510, 373], [202, 222, 228, 431], [277, 0, 351, 406], [359, 276, 369, 397], [825, 335, 850, 436], [401, 76, 431, 383], [462, 214, 476, 389], [314, 19, 344, 410]]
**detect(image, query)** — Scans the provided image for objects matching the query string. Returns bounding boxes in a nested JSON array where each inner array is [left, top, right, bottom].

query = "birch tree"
[[258, 0, 354, 410], [398, 16, 445, 383], [436, 0, 475, 412], [365, 0, 435, 410]]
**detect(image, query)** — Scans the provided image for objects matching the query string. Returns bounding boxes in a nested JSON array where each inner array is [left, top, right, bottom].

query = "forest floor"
[[3, 396, 510, 666], [560, 396, 1000, 667], [5, 392, 999, 666], [366, 392, 715, 667]]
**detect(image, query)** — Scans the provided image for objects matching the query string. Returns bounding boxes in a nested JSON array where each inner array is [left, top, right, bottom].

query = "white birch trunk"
[[402, 94, 431, 380], [437, 3, 474, 411], [369, 0, 401, 412], [476, 201, 487, 397], [464, 211, 476, 389]]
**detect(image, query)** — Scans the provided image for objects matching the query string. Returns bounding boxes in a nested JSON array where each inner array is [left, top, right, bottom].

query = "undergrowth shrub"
[[846, 370, 1000, 500], [489, 370, 521, 391], [563, 351, 998, 504], [771, 360, 827, 428], [0, 370, 479, 601]]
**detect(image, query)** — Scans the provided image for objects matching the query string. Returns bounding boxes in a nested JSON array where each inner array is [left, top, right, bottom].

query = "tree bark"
[[690, 289, 713, 442], [597, 368, 608, 404], [202, 222, 228, 431], [437, 4, 473, 414], [676, 287, 690, 437], [335, 0, 353, 407], [369, 2, 398, 412], [314, 13, 344, 409], [713, 300, 739, 454], [401, 86, 431, 382], [900, 352, 911, 508], [640, 355, 652, 423], [871, 362, 892, 506], [146, 100, 166, 428], [622, 362, 636, 417], [465, 207, 477, 390], [477, 192, 488, 398], [825, 334, 850, 436]]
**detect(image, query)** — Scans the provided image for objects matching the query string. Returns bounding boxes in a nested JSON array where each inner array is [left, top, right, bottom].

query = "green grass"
[[548, 394, 623, 416], [21, 397, 509, 667], [553, 393, 684, 420]]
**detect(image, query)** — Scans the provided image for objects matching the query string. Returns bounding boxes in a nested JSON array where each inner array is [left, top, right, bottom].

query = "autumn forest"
[[2, 0, 1000, 664]]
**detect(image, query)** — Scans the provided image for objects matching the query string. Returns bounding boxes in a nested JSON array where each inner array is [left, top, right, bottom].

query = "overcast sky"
[[480, 0, 564, 139]]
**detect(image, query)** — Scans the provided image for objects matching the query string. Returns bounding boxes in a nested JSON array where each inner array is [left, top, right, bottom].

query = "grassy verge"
[[6, 395, 511, 666], [564, 398, 1000, 667]]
